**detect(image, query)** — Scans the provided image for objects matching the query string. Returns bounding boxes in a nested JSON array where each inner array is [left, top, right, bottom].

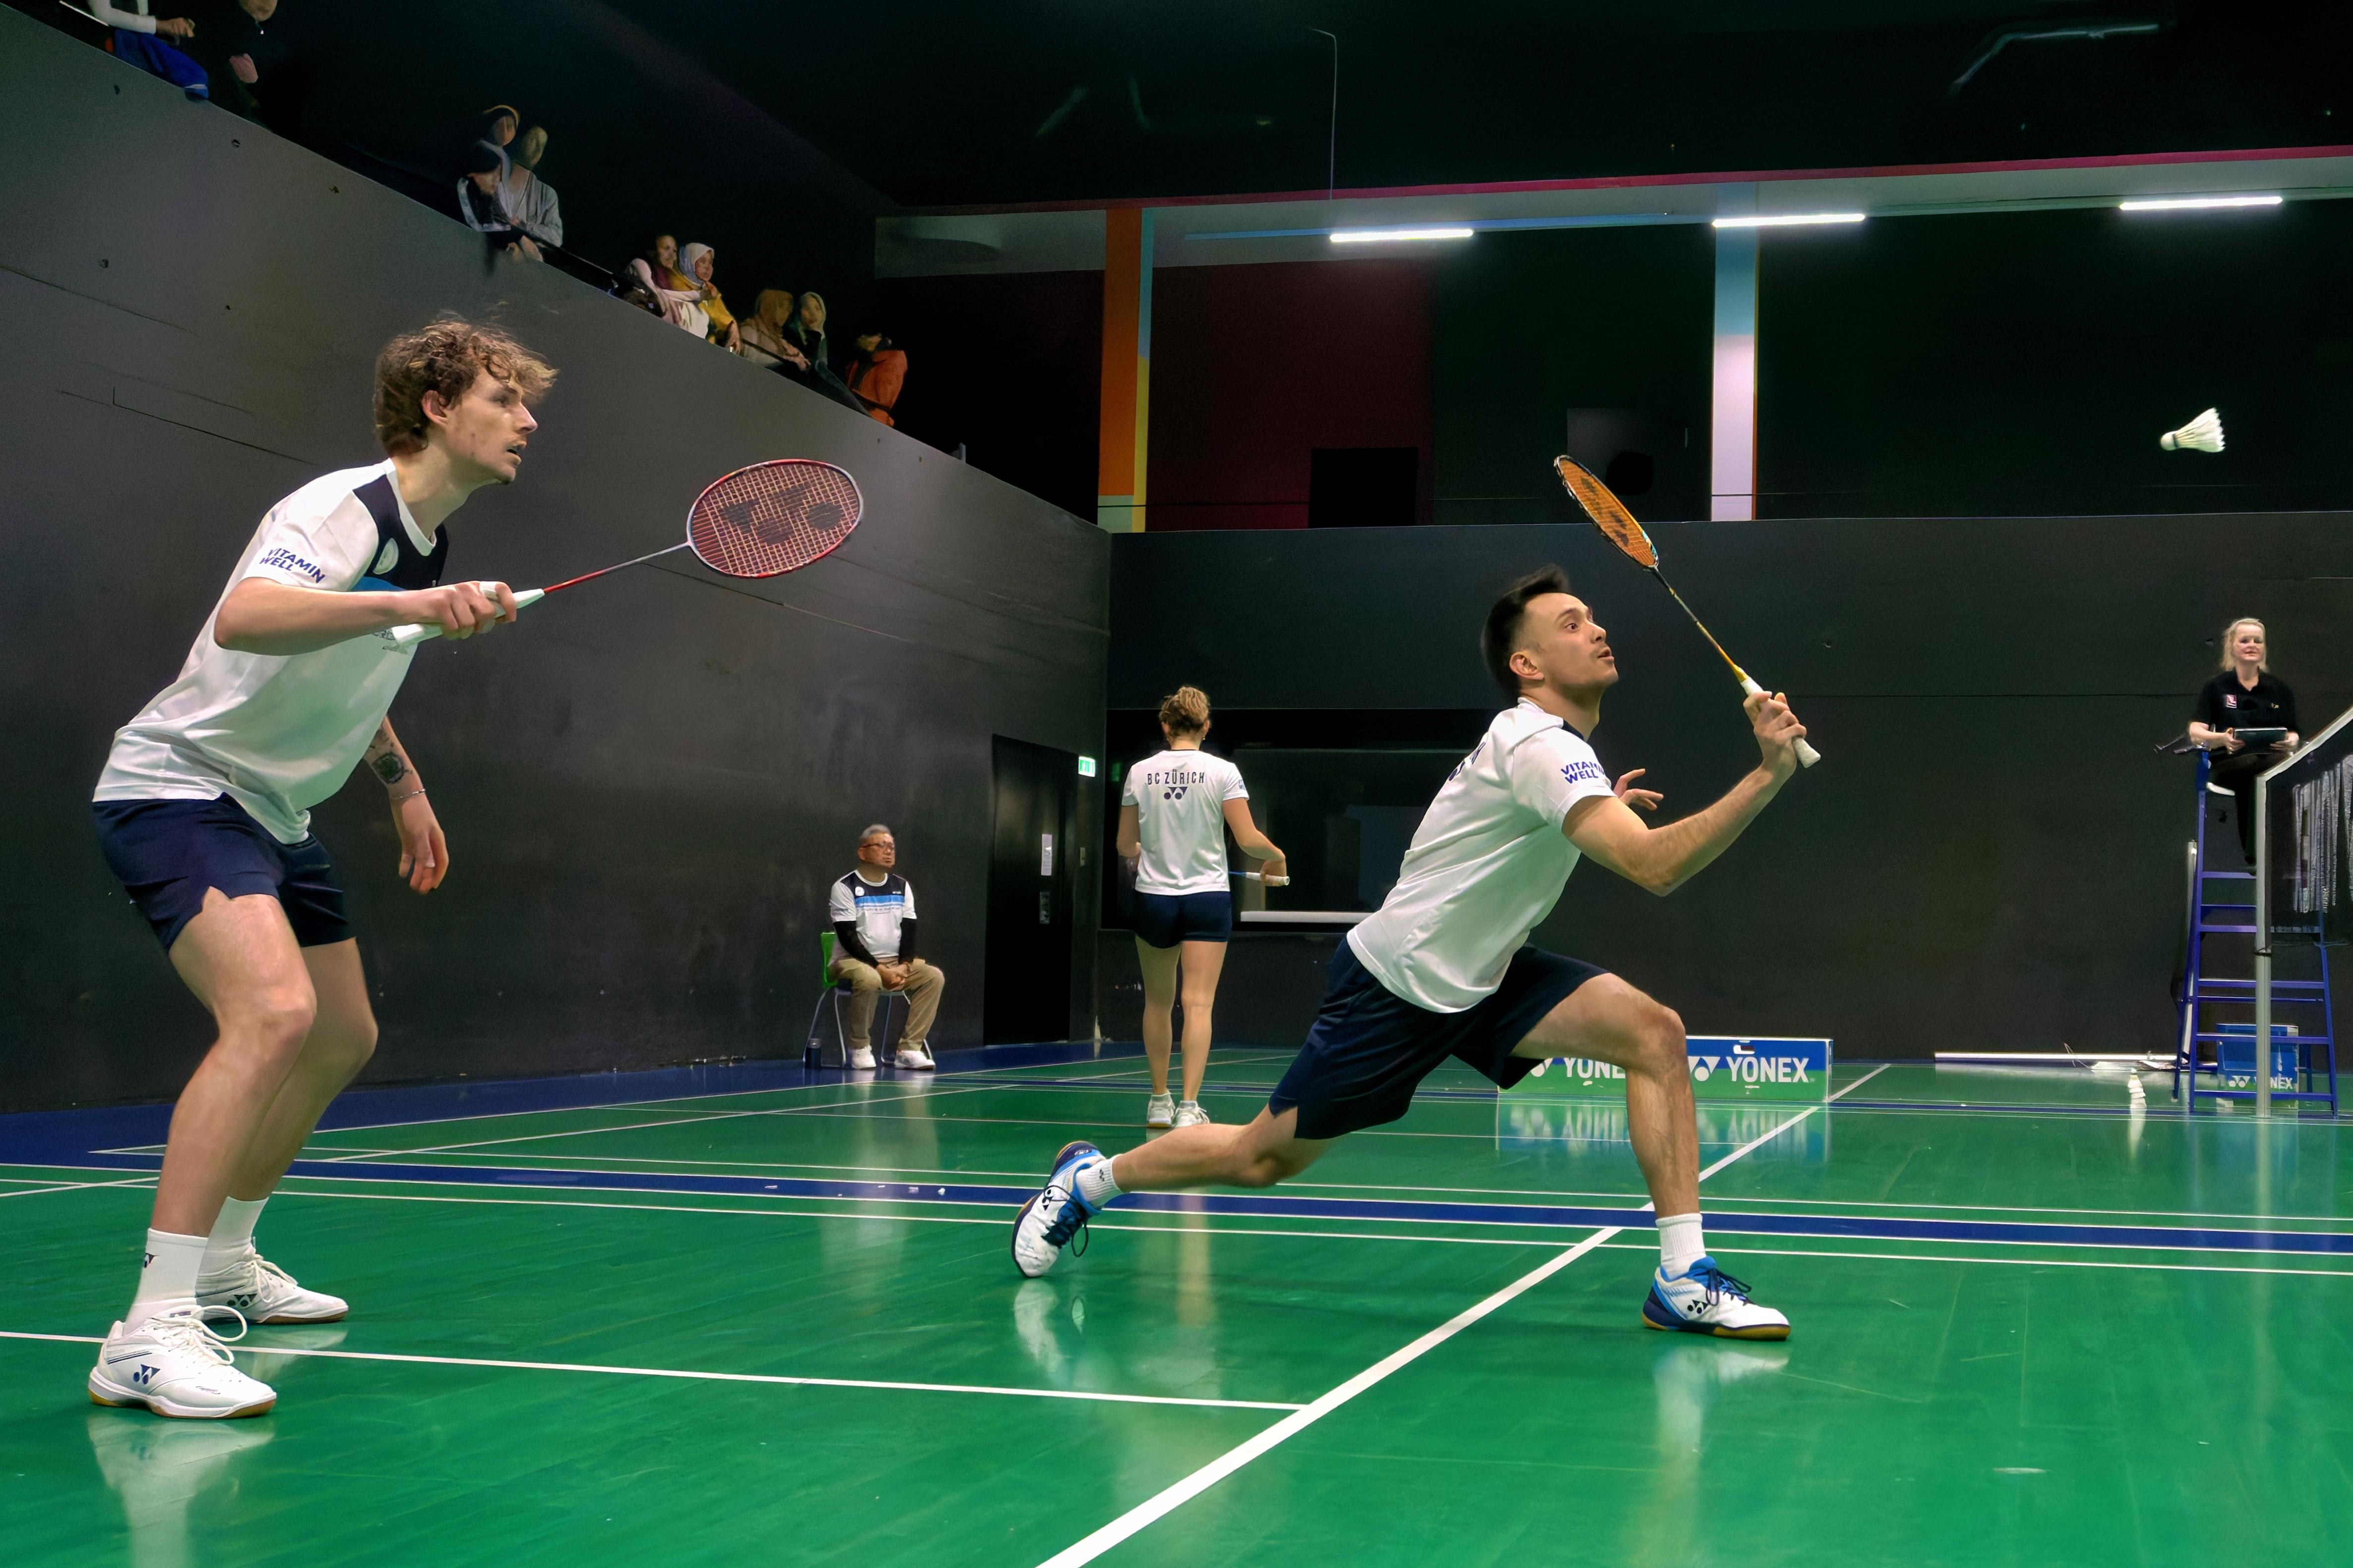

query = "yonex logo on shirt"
[[259, 546, 327, 583], [1560, 759, 1605, 786]]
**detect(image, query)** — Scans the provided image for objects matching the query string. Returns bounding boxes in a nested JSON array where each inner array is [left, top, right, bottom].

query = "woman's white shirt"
[[1123, 749, 1248, 896]]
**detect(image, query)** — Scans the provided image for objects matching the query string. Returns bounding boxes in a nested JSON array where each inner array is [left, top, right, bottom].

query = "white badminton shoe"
[[89, 1306, 277, 1419], [1172, 1101, 1210, 1128], [895, 1045, 936, 1071], [1144, 1093, 1175, 1128], [848, 1045, 877, 1070], [1641, 1257, 1789, 1340], [197, 1254, 349, 1325], [1011, 1141, 1107, 1279]]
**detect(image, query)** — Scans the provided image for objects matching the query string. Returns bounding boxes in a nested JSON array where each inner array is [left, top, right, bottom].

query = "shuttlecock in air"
[[2160, 408, 2224, 452]]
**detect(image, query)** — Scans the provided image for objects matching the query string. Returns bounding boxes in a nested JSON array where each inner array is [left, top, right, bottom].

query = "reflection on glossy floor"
[[2, 1053, 2348, 1566]]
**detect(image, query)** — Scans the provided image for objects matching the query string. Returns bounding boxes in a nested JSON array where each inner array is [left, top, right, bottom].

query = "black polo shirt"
[[2194, 671, 2298, 736]]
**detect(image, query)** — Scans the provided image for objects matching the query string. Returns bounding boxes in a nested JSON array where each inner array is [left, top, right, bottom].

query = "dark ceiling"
[[592, 0, 2348, 207]]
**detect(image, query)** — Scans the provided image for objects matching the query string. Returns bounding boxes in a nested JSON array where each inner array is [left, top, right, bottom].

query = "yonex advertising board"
[[1510, 1037, 1832, 1102]]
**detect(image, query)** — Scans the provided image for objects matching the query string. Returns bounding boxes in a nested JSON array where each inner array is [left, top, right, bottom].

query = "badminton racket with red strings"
[[1551, 455, 1821, 768], [390, 458, 862, 647]]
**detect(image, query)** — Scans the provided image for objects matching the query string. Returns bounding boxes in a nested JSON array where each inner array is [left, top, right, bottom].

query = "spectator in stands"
[[827, 826, 945, 1071], [844, 332, 907, 427], [631, 236, 709, 337], [781, 293, 867, 412], [472, 105, 519, 178], [680, 243, 740, 352], [737, 289, 809, 373], [500, 125, 563, 250], [86, 2, 209, 96], [166, 0, 289, 124], [456, 144, 542, 261], [2189, 616, 2301, 863]]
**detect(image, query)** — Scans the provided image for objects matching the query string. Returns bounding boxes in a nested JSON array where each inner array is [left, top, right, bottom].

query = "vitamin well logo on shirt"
[[1560, 758, 1605, 787], [259, 546, 327, 583]]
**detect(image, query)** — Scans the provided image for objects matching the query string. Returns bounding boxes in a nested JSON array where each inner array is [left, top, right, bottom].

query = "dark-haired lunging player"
[[1013, 566, 1809, 1338], [85, 320, 552, 1416]]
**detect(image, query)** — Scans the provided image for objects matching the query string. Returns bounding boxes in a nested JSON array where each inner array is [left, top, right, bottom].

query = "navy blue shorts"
[[1132, 890, 1233, 948], [93, 795, 352, 952], [1269, 941, 1608, 1140]]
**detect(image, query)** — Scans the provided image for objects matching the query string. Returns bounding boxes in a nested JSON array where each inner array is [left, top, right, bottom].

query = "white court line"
[[1030, 1059, 1889, 1564], [0, 1175, 156, 1200], [0, 1330, 1300, 1411], [255, 1188, 2353, 1273]]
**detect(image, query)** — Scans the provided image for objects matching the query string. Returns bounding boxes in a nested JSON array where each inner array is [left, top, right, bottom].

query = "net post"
[[2254, 772, 2272, 1118]]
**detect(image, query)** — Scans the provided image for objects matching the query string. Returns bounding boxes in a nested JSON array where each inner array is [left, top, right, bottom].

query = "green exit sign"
[[1077, 756, 1097, 777]]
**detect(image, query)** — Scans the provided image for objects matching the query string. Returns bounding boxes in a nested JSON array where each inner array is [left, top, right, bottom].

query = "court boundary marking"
[[1033, 1062, 1888, 1565], [0, 1330, 1302, 1411]]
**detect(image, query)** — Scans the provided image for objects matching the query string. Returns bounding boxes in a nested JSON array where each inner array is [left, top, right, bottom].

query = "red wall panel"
[[1147, 259, 1433, 531]]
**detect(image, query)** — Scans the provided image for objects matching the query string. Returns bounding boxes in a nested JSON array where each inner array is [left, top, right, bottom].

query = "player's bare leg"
[[1511, 974, 1786, 1339], [1510, 974, 1697, 1216], [1174, 939, 1226, 1121], [1134, 938, 1180, 1125], [1010, 1109, 1330, 1277]]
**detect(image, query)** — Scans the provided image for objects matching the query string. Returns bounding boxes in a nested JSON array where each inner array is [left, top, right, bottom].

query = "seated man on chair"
[[828, 824, 945, 1070]]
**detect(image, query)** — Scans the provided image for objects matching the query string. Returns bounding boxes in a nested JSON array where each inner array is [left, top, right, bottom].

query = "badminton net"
[[2262, 702, 2353, 948]]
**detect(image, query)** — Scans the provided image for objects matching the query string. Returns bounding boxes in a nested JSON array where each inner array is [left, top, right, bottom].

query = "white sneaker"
[[197, 1254, 348, 1325], [895, 1045, 936, 1071], [848, 1045, 877, 1069], [1145, 1093, 1176, 1128], [89, 1307, 277, 1419], [1641, 1257, 1790, 1340], [1172, 1101, 1211, 1128], [1010, 1142, 1106, 1279]]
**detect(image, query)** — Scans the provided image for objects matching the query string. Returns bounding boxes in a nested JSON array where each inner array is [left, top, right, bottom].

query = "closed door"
[[985, 736, 1077, 1044]]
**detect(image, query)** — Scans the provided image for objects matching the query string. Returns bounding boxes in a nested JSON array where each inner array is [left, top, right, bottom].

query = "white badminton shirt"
[[94, 462, 446, 845], [1122, 748, 1249, 896], [1347, 700, 1618, 1012]]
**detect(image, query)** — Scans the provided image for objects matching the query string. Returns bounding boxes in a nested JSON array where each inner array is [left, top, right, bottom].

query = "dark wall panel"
[[1109, 520, 2353, 1059], [1148, 260, 1434, 531], [1758, 203, 2353, 517], [0, 20, 1106, 1111]]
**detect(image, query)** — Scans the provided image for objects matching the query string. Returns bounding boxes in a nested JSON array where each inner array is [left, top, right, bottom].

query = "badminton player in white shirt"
[[1016, 566, 1809, 1338], [83, 321, 551, 1417], [1118, 686, 1287, 1129]]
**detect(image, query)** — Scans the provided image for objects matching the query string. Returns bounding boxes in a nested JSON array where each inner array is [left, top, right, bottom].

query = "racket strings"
[[689, 463, 863, 578], [1552, 457, 1658, 568]]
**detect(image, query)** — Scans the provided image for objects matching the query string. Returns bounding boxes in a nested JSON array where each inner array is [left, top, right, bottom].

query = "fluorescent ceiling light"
[[1711, 213, 1865, 228], [2119, 194, 2283, 212], [1327, 226, 1474, 244]]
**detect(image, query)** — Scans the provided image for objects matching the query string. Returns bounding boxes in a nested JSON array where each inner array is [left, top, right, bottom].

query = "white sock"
[[1074, 1157, 1123, 1210], [200, 1195, 268, 1278], [1656, 1213, 1706, 1277], [126, 1229, 208, 1327]]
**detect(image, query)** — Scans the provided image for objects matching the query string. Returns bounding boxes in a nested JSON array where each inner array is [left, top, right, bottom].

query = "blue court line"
[[27, 1157, 2317, 1258]]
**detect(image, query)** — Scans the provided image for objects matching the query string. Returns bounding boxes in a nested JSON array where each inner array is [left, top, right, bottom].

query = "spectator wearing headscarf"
[[681, 244, 739, 352], [845, 333, 907, 427], [738, 290, 809, 373], [501, 125, 563, 249], [782, 293, 867, 412], [471, 105, 519, 179], [456, 142, 542, 261], [631, 236, 708, 337]]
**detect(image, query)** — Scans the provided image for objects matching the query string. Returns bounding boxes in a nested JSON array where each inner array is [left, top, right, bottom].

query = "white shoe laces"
[[142, 1304, 250, 1366]]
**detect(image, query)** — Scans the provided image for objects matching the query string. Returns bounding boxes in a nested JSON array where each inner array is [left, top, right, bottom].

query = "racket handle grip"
[[388, 587, 545, 648], [1739, 677, 1824, 769], [1238, 871, 1290, 886]]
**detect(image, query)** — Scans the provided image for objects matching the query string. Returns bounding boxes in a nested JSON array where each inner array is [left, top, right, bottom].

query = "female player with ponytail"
[[1118, 687, 1286, 1129]]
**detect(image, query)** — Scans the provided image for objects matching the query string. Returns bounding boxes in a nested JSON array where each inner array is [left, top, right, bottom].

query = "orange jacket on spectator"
[[846, 348, 907, 427]]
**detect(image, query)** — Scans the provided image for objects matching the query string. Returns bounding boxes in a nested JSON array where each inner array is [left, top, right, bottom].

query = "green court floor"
[[3, 1055, 2349, 1566]]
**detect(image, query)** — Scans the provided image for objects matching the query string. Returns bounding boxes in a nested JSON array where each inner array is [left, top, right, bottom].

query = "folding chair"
[[804, 930, 905, 1068]]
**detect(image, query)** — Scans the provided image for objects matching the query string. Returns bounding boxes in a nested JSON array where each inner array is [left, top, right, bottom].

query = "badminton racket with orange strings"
[[389, 458, 862, 646], [1552, 455, 1821, 768]]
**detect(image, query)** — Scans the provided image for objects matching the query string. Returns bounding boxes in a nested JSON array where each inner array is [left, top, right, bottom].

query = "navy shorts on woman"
[[1131, 889, 1233, 949]]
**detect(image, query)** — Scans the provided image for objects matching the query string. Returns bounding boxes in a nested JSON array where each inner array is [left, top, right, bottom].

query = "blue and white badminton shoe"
[[1011, 1141, 1107, 1279], [1642, 1257, 1790, 1340]]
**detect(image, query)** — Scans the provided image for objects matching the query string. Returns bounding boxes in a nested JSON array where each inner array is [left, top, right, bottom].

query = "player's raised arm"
[[214, 578, 517, 656], [1563, 689, 1805, 896]]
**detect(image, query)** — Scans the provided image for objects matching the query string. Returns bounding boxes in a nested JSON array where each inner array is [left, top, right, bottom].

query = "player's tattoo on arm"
[[366, 719, 419, 793]]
